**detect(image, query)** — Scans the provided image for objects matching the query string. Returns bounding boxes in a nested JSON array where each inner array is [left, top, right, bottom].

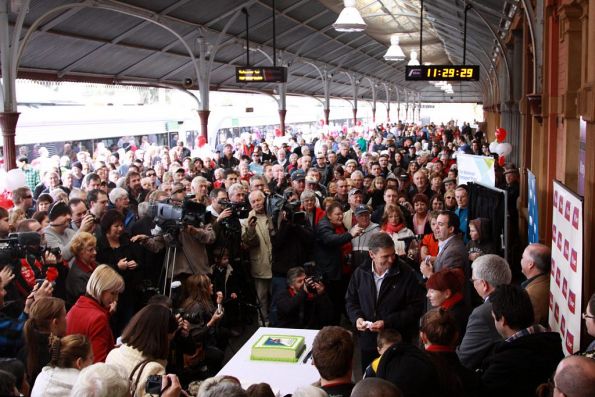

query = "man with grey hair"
[[552, 355, 595, 397], [242, 189, 273, 324], [190, 175, 210, 205], [520, 243, 551, 326], [457, 254, 512, 369]]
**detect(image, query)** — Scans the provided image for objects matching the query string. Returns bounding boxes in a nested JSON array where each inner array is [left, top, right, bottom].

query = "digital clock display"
[[405, 65, 480, 81]]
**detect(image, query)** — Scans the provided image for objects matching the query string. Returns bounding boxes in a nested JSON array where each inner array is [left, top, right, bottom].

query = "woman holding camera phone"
[[179, 274, 225, 378]]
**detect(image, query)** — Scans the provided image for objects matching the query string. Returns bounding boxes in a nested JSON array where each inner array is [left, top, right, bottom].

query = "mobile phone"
[[35, 279, 45, 288], [145, 374, 162, 394]]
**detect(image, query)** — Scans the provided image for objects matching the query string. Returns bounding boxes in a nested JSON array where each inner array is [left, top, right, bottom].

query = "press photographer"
[[274, 266, 333, 329], [0, 228, 67, 303]]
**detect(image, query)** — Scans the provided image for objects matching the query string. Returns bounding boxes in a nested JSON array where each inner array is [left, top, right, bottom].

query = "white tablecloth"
[[216, 327, 320, 396]]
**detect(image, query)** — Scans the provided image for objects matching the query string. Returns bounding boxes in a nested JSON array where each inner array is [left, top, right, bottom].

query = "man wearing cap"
[[350, 204, 380, 269], [291, 169, 306, 197], [44, 202, 94, 261], [70, 161, 85, 188], [314, 153, 332, 186], [218, 143, 240, 170], [344, 188, 364, 230], [443, 177, 457, 192], [504, 164, 520, 243]]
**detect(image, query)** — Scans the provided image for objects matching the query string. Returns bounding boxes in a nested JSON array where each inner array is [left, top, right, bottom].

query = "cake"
[[250, 335, 306, 363]]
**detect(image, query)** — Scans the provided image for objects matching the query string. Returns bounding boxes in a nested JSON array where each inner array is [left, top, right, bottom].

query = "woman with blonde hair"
[[380, 204, 415, 256], [18, 297, 67, 385], [66, 264, 124, 363], [30, 334, 93, 397], [65, 232, 97, 307]]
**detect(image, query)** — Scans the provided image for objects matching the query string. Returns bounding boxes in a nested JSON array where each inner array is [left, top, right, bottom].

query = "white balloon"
[[6, 168, 26, 191], [489, 141, 498, 153], [496, 142, 513, 156]]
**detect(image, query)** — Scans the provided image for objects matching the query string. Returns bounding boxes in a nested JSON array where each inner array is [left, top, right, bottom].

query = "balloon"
[[496, 142, 513, 156], [495, 128, 507, 143], [6, 169, 26, 191], [489, 141, 499, 153], [498, 155, 506, 166]]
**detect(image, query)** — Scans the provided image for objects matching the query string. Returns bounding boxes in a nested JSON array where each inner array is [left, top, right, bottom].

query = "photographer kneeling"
[[275, 266, 334, 329]]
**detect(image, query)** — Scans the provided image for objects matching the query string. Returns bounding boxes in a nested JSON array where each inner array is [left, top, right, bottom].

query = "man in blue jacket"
[[345, 232, 426, 369]]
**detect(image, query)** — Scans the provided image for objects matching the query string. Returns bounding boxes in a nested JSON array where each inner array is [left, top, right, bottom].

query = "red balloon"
[[495, 128, 507, 143], [498, 155, 506, 166]]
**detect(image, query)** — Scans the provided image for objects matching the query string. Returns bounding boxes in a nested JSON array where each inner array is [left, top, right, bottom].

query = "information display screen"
[[405, 65, 480, 81], [236, 66, 287, 83]]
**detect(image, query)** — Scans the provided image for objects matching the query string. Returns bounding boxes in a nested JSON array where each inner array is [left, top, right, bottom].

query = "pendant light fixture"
[[384, 34, 405, 61], [408, 50, 420, 65], [333, 0, 367, 32]]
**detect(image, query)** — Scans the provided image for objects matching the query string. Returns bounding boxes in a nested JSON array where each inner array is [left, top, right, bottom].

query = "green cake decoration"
[[250, 335, 306, 363]]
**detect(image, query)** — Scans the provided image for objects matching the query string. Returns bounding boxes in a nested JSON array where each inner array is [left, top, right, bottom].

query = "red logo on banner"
[[572, 207, 579, 229], [556, 268, 561, 287], [549, 291, 553, 309], [554, 302, 560, 322], [557, 232, 563, 250], [570, 250, 577, 272], [565, 201, 571, 221], [568, 290, 576, 314], [562, 278, 568, 298], [563, 240, 569, 260], [560, 316, 566, 337], [552, 225, 557, 239], [559, 196, 564, 214], [566, 332, 574, 354], [551, 258, 556, 273], [554, 190, 558, 208]]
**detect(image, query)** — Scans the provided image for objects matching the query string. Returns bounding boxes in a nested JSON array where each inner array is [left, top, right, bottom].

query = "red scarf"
[[334, 224, 353, 274], [425, 344, 456, 353], [382, 223, 406, 234], [440, 292, 464, 310], [74, 258, 97, 274]]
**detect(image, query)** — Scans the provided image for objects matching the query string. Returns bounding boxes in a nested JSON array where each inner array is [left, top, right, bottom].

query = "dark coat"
[[457, 300, 502, 370], [480, 331, 563, 397], [426, 351, 480, 397], [376, 343, 440, 397], [275, 288, 334, 329], [313, 216, 353, 281], [271, 221, 314, 277], [433, 235, 469, 273], [345, 259, 426, 348]]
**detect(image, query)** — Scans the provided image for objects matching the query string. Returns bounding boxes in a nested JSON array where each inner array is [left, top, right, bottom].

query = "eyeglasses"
[[146, 173, 156, 177], [582, 312, 595, 320]]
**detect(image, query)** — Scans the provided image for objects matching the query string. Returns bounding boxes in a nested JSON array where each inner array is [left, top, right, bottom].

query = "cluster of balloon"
[[492, 128, 511, 166], [0, 168, 26, 192]]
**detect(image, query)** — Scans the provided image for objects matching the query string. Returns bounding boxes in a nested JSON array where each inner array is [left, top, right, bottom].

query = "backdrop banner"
[[549, 181, 583, 355]]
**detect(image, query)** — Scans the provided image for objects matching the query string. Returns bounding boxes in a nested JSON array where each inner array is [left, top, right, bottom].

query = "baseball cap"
[[354, 204, 370, 216], [291, 170, 306, 181], [348, 188, 363, 197]]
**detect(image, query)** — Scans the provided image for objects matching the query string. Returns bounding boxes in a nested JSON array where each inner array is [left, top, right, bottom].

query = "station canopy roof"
[[8, 0, 519, 104]]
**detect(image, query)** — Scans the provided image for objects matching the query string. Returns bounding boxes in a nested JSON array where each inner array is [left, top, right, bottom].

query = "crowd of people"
[[0, 119, 594, 397]]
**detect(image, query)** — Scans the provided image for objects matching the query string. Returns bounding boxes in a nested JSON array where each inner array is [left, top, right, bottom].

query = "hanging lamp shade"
[[384, 35, 405, 61], [408, 50, 420, 65], [333, 0, 367, 32]]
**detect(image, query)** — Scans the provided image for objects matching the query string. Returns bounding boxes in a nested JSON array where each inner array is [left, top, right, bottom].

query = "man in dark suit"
[[457, 254, 511, 370], [420, 210, 468, 279]]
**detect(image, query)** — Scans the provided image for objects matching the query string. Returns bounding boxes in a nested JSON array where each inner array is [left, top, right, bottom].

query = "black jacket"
[[480, 331, 563, 397], [275, 287, 334, 329], [376, 343, 440, 397], [345, 259, 426, 348], [313, 216, 353, 281], [271, 220, 314, 277]]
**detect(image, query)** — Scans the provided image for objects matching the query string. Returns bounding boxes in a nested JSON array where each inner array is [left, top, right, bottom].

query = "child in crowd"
[[363, 329, 402, 378]]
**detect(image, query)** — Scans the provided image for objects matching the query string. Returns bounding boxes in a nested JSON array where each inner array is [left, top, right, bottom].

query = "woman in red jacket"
[[66, 264, 124, 363]]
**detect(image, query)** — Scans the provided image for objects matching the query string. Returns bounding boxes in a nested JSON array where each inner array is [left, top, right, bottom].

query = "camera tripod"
[[159, 228, 200, 299]]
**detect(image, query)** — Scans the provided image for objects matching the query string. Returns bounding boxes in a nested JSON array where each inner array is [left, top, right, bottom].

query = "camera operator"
[[275, 266, 333, 329], [12, 220, 68, 303], [164, 188, 216, 280], [269, 190, 315, 325]]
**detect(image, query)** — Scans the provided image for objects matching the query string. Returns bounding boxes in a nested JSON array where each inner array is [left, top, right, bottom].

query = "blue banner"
[[528, 169, 539, 243]]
